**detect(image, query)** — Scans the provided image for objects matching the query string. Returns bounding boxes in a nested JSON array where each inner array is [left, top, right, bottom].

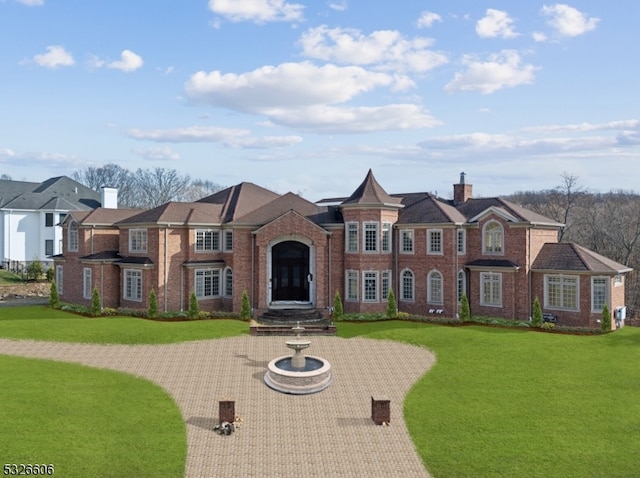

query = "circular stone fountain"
[[264, 323, 333, 395]]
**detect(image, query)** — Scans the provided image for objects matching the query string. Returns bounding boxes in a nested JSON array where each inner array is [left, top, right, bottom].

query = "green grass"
[[337, 321, 640, 478], [0, 355, 186, 478], [0, 306, 248, 344], [0, 269, 24, 284]]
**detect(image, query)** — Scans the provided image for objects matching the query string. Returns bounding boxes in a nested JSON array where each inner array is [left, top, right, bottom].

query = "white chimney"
[[100, 186, 118, 209]]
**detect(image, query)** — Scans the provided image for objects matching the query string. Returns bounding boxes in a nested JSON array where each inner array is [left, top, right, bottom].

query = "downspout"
[[528, 228, 532, 320], [328, 234, 332, 310], [91, 225, 95, 254], [100, 261, 104, 311], [251, 234, 255, 314], [164, 226, 169, 313], [455, 228, 459, 319], [394, 225, 398, 307]]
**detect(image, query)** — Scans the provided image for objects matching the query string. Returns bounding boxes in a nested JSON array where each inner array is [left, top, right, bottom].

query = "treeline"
[[507, 173, 640, 316], [70, 163, 224, 209]]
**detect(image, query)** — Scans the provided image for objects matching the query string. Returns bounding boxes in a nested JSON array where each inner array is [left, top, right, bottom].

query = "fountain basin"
[[264, 355, 333, 395]]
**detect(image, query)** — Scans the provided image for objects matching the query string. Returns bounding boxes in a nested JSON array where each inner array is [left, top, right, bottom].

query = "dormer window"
[[483, 221, 503, 254]]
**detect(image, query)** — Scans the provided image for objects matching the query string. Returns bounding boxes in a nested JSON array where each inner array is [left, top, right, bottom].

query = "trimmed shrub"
[[27, 260, 44, 281], [148, 288, 158, 318], [240, 290, 251, 320], [532, 296, 543, 328], [91, 287, 101, 317], [602, 303, 611, 332], [46, 267, 54, 282], [459, 293, 470, 322], [49, 280, 60, 308], [386, 289, 397, 319], [333, 291, 344, 321], [188, 291, 199, 319]]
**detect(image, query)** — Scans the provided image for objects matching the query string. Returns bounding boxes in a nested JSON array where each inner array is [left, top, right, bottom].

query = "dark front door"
[[272, 241, 309, 302]]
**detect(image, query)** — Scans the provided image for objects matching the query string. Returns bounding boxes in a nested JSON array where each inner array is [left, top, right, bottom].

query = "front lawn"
[[338, 321, 640, 478], [0, 306, 247, 344], [0, 355, 186, 478], [0, 268, 24, 284]]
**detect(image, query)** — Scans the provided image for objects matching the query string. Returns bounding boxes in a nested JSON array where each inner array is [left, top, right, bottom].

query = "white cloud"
[[476, 9, 518, 39], [328, 1, 347, 12], [126, 125, 303, 149], [541, 4, 599, 37], [185, 61, 395, 111], [108, 50, 143, 72], [208, 0, 304, 23], [299, 25, 447, 73], [532, 32, 548, 42], [31, 45, 74, 68], [445, 50, 538, 94], [417, 11, 442, 29], [523, 119, 640, 134], [15, 0, 44, 5], [0, 148, 84, 168], [132, 146, 181, 161]]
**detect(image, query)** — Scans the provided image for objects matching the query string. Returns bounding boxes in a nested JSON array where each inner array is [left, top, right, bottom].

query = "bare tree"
[[133, 167, 191, 209], [72, 163, 138, 207], [0, 174, 12, 180], [179, 179, 225, 202]]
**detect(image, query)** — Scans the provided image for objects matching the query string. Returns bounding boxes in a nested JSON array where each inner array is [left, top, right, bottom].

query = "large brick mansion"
[[54, 170, 631, 328]]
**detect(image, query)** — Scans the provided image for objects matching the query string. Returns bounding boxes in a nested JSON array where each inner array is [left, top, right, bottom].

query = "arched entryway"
[[271, 240, 310, 302]]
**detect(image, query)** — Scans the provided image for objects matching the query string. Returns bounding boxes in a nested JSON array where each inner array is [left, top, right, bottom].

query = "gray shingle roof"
[[0, 176, 100, 210]]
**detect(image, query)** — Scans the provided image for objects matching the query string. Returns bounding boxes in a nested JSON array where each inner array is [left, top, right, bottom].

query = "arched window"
[[401, 269, 414, 301], [427, 270, 443, 304], [483, 221, 503, 253], [224, 268, 233, 297], [457, 270, 466, 302]]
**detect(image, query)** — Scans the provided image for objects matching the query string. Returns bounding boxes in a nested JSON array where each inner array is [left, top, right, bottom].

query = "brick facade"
[[53, 171, 631, 328]]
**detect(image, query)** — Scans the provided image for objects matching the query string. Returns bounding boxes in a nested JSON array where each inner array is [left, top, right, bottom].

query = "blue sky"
[[1, 1, 638, 201]]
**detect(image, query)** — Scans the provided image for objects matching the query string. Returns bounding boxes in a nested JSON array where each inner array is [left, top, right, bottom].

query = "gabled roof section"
[[397, 194, 466, 225], [231, 192, 340, 226], [197, 182, 280, 223], [532, 243, 632, 274], [0, 176, 100, 210], [76, 208, 143, 226], [458, 197, 562, 227], [341, 169, 403, 208], [116, 202, 222, 226]]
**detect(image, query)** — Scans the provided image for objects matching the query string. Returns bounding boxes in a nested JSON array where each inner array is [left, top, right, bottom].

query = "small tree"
[[188, 291, 199, 319], [240, 290, 251, 320], [601, 303, 611, 332], [27, 260, 44, 281], [148, 288, 158, 318], [386, 289, 397, 319], [333, 290, 344, 321], [46, 267, 55, 282], [531, 296, 543, 328], [459, 293, 471, 322], [91, 287, 101, 317], [49, 280, 60, 308]]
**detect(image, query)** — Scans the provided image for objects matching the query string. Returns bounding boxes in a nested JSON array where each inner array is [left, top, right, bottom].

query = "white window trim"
[[400, 229, 414, 254], [68, 221, 78, 252], [381, 270, 391, 302], [591, 276, 609, 313], [346, 270, 359, 301], [224, 267, 233, 297], [362, 270, 379, 302], [363, 222, 379, 253], [346, 222, 359, 253], [544, 274, 579, 311], [457, 229, 466, 255], [427, 229, 444, 255], [457, 270, 466, 303], [400, 268, 415, 302], [123, 269, 143, 302], [480, 272, 502, 307], [129, 228, 148, 253], [195, 229, 221, 252], [195, 268, 221, 299], [83, 268, 92, 300], [223, 230, 233, 252], [427, 270, 444, 305], [55, 265, 63, 294], [482, 220, 504, 255], [381, 222, 392, 254]]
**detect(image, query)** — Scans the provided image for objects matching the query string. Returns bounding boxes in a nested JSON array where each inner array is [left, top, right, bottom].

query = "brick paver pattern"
[[0, 336, 436, 477]]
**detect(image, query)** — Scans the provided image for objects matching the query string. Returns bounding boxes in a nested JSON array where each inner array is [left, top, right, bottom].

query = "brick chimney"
[[453, 172, 472, 203]]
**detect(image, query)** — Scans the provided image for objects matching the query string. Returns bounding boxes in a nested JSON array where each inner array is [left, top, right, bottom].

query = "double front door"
[[271, 241, 309, 302]]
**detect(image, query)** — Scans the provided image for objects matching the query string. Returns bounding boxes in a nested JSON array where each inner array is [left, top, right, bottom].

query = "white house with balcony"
[[0, 176, 116, 271]]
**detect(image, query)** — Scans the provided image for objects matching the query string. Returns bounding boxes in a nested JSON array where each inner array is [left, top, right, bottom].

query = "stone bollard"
[[219, 398, 235, 425], [371, 395, 390, 425]]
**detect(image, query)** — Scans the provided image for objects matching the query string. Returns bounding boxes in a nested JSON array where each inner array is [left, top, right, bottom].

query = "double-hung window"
[[364, 222, 378, 253], [483, 221, 503, 254], [346, 222, 358, 253], [381, 270, 391, 301], [55, 265, 63, 294], [68, 222, 78, 252], [124, 269, 142, 302], [428, 270, 443, 304], [224, 268, 233, 297], [592, 277, 608, 312], [83, 268, 92, 299], [195, 269, 220, 298], [129, 229, 148, 253], [400, 230, 414, 254], [196, 230, 220, 252], [363, 271, 378, 302], [428, 229, 443, 255], [381, 223, 391, 253], [224, 230, 233, 252], [457, 229, 466, 255], [401, 269, 414, 301], [346, 270, 358, 301]]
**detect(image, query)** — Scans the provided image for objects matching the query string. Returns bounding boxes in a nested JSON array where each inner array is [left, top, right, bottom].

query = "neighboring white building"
[[0, 176, 115, 270]]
